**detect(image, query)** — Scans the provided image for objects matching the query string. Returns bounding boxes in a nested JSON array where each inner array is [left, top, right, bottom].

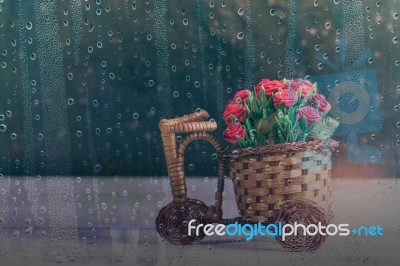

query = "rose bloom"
[[231, 89, 250, 103], [255, 79, 286, 96], [287, 79, 313, 97], [273, 89, 298, 107], [223, 103, 245, 123], [298, 106, 320, 125], [223, 123, 246, 145], [309, 94, 331, 113]]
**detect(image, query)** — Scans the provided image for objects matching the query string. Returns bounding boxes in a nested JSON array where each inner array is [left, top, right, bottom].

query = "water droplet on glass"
[[325, 22, 330, 29], [94, 164, 102, 173], [270, 9, 275, 16]]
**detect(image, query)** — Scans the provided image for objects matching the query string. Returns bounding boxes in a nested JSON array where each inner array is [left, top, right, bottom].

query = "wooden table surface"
[[0, 176, 398, 266]]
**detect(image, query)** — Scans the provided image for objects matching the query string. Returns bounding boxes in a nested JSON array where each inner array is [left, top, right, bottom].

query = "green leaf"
[[299, 116, 308, 132], [250, 96, 258, 114], [257, 133, 266, 146], [275, 116, 285, 132], [307, 116, 339, 140], [306, 120, 318, 133], [296, 88, 302, 98], [237, 136, 248, 148], [248, 91, 254, 103], [312, 101, 320, 111], [277, 129, 284, 143], [230, 114, 239, 124], [260, 87, 267, 108], [278, 101, 285, 112], [266, 95, 274, 110], [261, 108, 267, 119], [288, 107, 295, 124], [282, 115, 291, 125]]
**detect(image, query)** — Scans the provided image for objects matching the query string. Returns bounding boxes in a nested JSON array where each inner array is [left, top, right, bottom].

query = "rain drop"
[[270, 9, 275, 16], [94, 164, 102, 173], [325, 22, 331, 29]]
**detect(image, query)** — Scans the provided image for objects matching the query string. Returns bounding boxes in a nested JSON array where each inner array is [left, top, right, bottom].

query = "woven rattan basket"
[[156, 109, 338, 250], [224, 139, 338, 224]]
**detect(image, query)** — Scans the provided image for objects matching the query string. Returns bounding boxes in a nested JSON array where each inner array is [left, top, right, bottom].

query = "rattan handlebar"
[[159, 110, 223, 210]]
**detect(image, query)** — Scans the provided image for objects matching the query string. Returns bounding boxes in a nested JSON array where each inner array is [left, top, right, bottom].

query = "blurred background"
[[0, 0, 398, 178]]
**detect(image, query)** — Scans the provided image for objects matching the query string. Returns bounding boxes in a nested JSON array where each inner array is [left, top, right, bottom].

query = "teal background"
[[0, 0, 398, 177]]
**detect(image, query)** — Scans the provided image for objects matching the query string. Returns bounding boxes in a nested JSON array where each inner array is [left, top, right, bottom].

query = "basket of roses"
[[221, 78, 339, 250]]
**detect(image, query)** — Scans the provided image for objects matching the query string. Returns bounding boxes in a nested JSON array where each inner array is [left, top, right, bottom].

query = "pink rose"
[[309, 94, 331, 113], [273, 89, 298, 107], [255, 79, 286, 96], [298, 106, 320, 125], [223, 123, 246, 145], [223, 103, 245, 123], [231, 90, 250, 103], [287, 79, 313, 97]]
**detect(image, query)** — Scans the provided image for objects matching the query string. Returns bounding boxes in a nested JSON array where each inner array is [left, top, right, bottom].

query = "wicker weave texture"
[[159, 109, 224, 203], [229, 143, 334, 223]]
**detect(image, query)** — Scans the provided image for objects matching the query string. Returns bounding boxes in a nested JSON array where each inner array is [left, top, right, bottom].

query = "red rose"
[[287, 79, 313, 97], [298, 106, 320, 125], [309, 94, 331, 113], [273, 89, 298, 107], [255, 79, 286, 96], [223, 123, 246, 145], [223, 103, 245, 123], [232, 89, 250, 103]]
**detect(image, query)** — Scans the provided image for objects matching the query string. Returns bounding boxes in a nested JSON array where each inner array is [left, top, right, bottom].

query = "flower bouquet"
[[223, 78, 339, 148]]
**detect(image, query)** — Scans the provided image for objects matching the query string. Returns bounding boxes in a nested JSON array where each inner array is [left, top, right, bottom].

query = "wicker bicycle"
[[156, 109, 338, 251]]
